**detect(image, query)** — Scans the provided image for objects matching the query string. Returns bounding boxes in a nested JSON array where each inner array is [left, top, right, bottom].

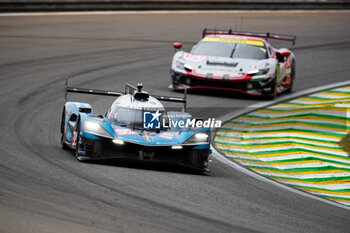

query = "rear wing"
[[66, 87, 124, 97], [65, 80, 187, 111], [202, 28, 296, 45]]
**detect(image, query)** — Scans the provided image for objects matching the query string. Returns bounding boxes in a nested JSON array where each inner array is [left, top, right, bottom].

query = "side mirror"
[[280, 51, 291, 57], [173, 42, 183, 49]]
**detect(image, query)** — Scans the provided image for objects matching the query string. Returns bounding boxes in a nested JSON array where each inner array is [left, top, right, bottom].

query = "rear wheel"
[[60, 107, 65, 134], [286, 60, 295, 93], [60, 107, 69, 150]]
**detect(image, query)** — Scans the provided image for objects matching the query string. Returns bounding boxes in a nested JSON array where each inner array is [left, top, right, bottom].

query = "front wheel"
[[61, 134, 69, 150], [74, 117, 83, 161], [74, 129, 83, 161], [263, 77, 277, 100]]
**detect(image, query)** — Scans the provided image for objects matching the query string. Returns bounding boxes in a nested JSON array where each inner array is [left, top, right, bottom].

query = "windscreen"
[[108, 106, 143, 128], [231, 44, 267, 60], [191, 42, 235, 58], [191, 41, 267, 60], [108, 106, 166, 129]]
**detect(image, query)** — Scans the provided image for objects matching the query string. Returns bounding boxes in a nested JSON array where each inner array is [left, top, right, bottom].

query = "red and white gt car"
[[170, 29, 296, 98]]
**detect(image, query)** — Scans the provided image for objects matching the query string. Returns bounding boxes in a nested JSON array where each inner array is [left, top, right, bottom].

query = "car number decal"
[[72, 130, 77, 148]]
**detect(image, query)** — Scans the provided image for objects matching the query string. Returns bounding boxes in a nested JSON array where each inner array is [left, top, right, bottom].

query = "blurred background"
[[0, 0, 349, 12]]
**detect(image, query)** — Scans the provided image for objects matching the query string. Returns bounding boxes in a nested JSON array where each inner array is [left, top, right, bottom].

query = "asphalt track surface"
[[0, 11, 350, 233]]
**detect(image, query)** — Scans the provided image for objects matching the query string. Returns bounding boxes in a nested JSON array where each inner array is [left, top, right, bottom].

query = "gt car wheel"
[[266, 77, 277, 99], [286, 60, 295, 93], [61, 134, 69, 150]]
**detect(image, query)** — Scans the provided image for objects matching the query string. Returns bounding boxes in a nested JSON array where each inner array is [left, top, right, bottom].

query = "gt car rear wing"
[[202, 28, 296, 45], [65, 81, 187, 111]]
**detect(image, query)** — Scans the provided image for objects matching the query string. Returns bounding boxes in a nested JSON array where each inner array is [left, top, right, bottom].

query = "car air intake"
[[207, 60, 238, 67], [79, 107, 92, 114]]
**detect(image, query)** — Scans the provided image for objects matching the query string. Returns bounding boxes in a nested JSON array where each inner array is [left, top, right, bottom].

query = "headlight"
[[171, 145, 183, 150], [83, 121, 113, 139], [184, 64, 193, 71], [183, 132, 210, 145], [258, 68, 270, 75], [247, 68, 270, 75], [176, 61, 185, 70], [113, 139, 124, 145]]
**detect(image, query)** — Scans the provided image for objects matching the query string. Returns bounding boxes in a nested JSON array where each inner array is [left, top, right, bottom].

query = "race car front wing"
[[77, 135, 210, 171]]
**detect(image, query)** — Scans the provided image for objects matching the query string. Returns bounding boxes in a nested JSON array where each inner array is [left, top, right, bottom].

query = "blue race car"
[[61, 83, 211, 172]]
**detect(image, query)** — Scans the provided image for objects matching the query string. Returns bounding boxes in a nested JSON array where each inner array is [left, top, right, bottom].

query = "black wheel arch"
[[60, 106, 66, 134]]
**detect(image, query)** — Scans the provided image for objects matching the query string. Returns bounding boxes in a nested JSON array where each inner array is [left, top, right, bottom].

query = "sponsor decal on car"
[[202, 37, 264, 47], [183, 53, 206, 61], [159, 133, 174, 140], [72, 130, 78, 148], [114, 128, 137, 135]]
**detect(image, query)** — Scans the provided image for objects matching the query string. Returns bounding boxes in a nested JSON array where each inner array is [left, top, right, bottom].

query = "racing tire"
[[60, 107, 69, 150], [60, 107, 65, 134], [265, 77, 277, 100], [61, 134, 69, 150], [74, 130, 81, 160], [286, 60, 295, 94], [168, 84, 176, 92], [74, 117, 82, 160]]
